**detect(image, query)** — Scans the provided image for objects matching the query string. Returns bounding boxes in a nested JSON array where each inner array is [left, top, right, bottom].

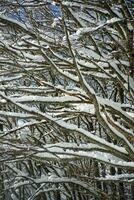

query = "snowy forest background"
[[0, 0, 134, 199]]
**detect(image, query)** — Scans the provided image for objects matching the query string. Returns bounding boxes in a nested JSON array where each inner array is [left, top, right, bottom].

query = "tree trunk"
[[110, 167, 117, 200], [118, 168, 125, 200]]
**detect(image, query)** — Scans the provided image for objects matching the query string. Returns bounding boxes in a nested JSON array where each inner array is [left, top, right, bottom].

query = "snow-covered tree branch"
[[0, 0, 134, 199]]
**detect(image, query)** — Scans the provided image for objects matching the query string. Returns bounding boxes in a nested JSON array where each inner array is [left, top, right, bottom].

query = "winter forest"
[[0, 0, 134, 199]]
